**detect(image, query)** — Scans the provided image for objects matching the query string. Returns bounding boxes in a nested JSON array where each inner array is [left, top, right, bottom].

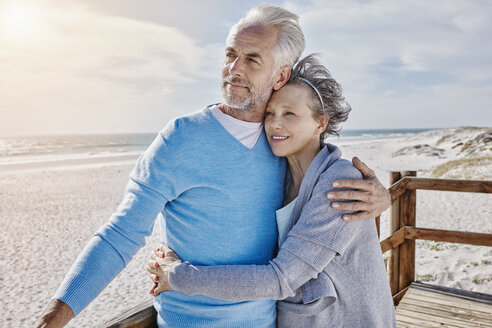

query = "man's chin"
[[223, 96, 252, 111], [224, 102, 251, 111]]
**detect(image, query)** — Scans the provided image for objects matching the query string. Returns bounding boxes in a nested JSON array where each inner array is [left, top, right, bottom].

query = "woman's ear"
[[317, 115, 329, 133], [273, 66, 291, 90]]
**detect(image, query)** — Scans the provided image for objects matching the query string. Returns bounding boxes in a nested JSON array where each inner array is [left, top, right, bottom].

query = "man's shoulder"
[[159, 105, 217, 139]]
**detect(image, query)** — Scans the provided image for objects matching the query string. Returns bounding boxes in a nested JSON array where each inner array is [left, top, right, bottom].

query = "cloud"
[[283, 0, 492, 128], [0, 2, 223, 135]]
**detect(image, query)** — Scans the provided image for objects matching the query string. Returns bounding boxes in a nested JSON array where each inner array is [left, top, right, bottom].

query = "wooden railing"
[[380, 171, 492, 304]]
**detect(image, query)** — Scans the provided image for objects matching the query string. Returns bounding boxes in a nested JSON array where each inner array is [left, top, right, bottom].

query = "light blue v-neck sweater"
[[53, 106, 286, 327]]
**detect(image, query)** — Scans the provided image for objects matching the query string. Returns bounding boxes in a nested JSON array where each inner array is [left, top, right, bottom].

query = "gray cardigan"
[[168, 144, 396, 327]]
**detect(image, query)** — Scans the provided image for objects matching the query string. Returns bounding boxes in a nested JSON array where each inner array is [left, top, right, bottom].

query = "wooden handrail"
[[405, 227, 492, 247], [406, 177, 492, 193], [389, 177, 492, 199], [381, 226, 492, 253], [388, 177, 409, 201], [380, 227, 406, 253], [384, 172, 492, 302]]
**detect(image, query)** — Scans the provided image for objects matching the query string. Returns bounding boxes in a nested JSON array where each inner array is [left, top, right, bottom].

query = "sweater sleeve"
[[168, 160, 362, 301], [53, 130, 180, 316]]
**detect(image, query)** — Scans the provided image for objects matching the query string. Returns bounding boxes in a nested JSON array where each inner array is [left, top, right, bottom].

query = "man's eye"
[[286, 112, 295, 116], [264, 111, 273, 116], [248, 58, 258, 63]]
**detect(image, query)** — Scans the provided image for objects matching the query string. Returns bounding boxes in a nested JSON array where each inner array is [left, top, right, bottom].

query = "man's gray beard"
[[222, 85, 272, 111]]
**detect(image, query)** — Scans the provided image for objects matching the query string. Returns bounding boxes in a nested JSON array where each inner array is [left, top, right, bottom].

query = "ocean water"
[[0, 129, 431, 168], [0, 133, 155, 166]]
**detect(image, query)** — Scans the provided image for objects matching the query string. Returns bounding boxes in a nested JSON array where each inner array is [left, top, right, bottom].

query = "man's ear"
[[273, 66, 291, 90]]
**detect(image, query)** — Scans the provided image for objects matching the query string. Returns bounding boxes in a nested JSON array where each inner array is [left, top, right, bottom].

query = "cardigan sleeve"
[[53, 129, 180, 316], [168, 160, 363, 301], [168, 241, 336, 301]]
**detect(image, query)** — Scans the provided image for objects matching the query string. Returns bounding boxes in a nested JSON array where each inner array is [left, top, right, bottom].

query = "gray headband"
[[298, 77, 324, 110]]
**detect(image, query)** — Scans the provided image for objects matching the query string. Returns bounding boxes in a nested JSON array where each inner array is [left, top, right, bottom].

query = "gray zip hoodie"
[[168, 144, 396, 327]]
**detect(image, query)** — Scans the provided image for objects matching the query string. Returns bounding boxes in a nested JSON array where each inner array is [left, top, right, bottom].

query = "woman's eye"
[[286, 112, 295, 116]]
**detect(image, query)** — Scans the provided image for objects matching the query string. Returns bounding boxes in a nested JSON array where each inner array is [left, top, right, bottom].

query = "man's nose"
[[229, 57, 245, 76]]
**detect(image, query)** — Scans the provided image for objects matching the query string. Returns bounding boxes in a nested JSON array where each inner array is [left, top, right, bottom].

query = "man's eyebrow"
[[246, 52, 262, 60], [225, 47, 263, 61]]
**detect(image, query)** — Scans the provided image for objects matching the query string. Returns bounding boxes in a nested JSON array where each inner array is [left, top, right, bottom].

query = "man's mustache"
[[223, 76, 251, 89]]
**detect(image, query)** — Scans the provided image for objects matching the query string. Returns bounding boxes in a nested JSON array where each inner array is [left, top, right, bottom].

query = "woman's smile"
[[270, 135, 289, 142]]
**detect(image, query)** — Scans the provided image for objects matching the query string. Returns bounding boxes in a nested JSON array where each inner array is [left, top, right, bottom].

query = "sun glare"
[[1, 2, 37, 35]]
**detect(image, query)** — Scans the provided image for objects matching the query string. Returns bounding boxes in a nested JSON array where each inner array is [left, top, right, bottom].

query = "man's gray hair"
[[229, 4, 305, 69], [288, 54, 351, 141]]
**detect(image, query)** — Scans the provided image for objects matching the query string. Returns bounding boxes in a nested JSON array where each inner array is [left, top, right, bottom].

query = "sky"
[[1, 0, 491, 136]]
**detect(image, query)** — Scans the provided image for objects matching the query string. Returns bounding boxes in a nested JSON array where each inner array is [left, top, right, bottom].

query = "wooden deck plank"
[[400, 297, 492, 321], [405, 288, 492, 314], [397, 302, 492, 326], [396, 308, 465, 327], [402, 292, 492, 321], [396, 316, 447, 328], [396, 283, 492, 328], [396, 322, 428, 328], [396, 308, 484, 327], [409, 283, 492, 304]]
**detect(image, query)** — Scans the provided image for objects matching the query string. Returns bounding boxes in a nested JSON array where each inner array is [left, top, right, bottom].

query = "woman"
[[148, 55, 396, 327]]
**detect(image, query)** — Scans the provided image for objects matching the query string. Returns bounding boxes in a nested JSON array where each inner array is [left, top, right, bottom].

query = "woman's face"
[[265, 84, 326, 158]]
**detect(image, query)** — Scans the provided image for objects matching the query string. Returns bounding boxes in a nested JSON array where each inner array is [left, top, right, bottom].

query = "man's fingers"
[[328, 190, 369, 202], [147, 261, 160, 275], [147, 265, 157, 276], [352, 157, 375, 178], [150, 274, 159, 283], [150, 282, 158, 295], [159, 245, 181, 261], [342, 211, 372, 222], [154, 249, 165, 259], [150, 251, 158, 261], [331, 178, 374, 191], [331, 201, 366, 212], [152, 283, 168, 296]]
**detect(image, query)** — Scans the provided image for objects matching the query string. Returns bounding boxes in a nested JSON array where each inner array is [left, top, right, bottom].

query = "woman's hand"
[[147, 244, 182, 296]]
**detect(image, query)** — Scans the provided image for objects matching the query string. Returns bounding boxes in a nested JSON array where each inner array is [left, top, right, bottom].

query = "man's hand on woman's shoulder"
[[328, 157, 391, 221]]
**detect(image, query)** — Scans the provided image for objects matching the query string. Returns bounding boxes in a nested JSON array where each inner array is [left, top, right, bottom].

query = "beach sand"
[[0, 164, 160, 327], [1, 127, 491, 327]]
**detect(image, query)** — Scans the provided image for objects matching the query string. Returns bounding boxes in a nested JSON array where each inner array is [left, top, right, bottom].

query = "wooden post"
[[398, 171, 417, 291], [388, 171, 402, 295]]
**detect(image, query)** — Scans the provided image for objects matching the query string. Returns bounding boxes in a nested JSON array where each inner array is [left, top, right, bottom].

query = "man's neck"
[[217, 103, 266, 123]]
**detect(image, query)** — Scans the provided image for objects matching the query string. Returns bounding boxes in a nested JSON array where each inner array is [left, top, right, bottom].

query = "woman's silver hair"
[[288, 54, 351, 141], [228, 4, 305, 69]]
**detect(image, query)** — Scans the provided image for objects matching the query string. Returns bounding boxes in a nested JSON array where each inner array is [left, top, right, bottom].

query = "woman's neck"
[[284, 141, 322, 203]]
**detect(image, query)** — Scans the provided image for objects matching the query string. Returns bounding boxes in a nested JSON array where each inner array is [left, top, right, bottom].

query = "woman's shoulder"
[[319, 157, 363, 184]]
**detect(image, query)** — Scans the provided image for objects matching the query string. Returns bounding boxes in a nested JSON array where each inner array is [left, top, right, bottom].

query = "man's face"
[[222, 24, 278, 112]]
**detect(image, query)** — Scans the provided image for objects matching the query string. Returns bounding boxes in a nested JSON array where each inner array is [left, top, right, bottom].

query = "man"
[[36, 5, 390, 328]]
